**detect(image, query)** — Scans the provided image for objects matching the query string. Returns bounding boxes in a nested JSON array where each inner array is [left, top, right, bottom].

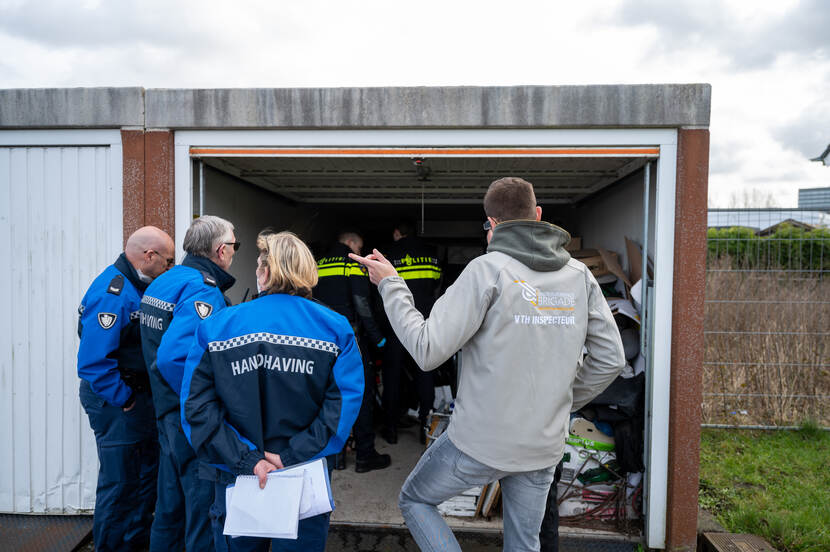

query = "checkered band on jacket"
[[207, 332, 341, 355], [141, 295, 176, 312]]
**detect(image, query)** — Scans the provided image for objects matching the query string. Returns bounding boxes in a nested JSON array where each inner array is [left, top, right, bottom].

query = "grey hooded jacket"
[[377, 220, 625, 471]]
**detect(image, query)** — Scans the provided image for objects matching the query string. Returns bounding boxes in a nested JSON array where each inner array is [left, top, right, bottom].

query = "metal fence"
[[703, 209, 830, 429]]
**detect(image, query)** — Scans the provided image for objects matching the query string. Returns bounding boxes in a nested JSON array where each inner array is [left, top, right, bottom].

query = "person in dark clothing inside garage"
[[181, 231, 364, 552], [139, 215, 238, 552], [380, 220, 442, 444], [77, 225, 174, 552], [314, 230, 391, 473]]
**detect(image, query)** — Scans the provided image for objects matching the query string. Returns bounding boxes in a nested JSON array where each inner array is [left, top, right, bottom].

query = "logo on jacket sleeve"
[[194, 301, 213, 319], [98, 313, 117, 329]]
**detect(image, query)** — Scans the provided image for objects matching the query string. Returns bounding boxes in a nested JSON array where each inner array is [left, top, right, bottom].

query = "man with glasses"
[[351, 178, 625, 551], [139, 215, 238, 552], [77, 225, 175, 551]]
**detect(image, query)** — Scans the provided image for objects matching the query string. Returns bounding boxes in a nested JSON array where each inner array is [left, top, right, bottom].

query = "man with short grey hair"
[[182, 215, 237, 260], [140, 214, 239, 552]]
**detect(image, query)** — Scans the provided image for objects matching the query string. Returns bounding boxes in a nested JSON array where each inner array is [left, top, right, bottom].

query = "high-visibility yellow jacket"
[[314, 242, 384, 345]]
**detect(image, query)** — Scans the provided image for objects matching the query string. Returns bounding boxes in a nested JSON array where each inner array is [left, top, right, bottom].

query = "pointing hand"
[[348, 249, 398, 286]]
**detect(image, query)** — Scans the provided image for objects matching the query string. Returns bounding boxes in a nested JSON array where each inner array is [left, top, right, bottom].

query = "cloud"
[[0, 0, 304, 50], [773, 104, 830, 159], [0, 0, 826, 208], [610, 0, 829, 69]]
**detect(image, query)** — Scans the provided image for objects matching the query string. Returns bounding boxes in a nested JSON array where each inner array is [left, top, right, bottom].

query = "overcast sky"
[[1, 0, 827, 207]]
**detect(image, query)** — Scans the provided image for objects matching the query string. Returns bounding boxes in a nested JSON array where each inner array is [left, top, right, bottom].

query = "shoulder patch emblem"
[[98, 312, 117, 329], [194, 301, 213, 319]]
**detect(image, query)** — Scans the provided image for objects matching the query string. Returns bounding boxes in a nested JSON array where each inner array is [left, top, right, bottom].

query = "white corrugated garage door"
[[0, 131, 123, 513]]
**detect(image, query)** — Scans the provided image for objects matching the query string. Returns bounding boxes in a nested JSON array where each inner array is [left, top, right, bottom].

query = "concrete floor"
[[329, 422, 639, 550], [330, 422, 503, 531], [77, 421, 640, 551]]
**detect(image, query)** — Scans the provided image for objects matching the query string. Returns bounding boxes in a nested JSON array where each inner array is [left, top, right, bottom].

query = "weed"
[[703, 261, 829, 427], [798, 419, 823, 440], [700, 428, 830, 552]]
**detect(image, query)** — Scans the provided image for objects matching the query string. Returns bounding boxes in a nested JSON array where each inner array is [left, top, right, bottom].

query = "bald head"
[[338, 231, 363, 255], [125, 226, 175, 280]]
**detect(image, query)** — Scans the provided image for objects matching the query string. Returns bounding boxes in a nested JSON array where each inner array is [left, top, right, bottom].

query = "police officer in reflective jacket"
[[77, 225, 174, 551], [381, 220, 442, 444], [314, 231, 391, 473], [140, 215, 238, 552]]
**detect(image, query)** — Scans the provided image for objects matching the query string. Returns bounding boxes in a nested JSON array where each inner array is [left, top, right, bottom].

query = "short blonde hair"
[[257, 231, 318, 299]]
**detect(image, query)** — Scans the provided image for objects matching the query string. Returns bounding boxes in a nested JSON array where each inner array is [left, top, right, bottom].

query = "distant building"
[[757, 219, 816, 236], [708, 208, 829, 232], [798, 187, 830, 211]]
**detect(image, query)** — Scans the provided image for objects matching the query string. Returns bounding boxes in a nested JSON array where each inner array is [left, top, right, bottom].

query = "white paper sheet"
[[224, 473, 303, 539], [276, 457, 334, 520]]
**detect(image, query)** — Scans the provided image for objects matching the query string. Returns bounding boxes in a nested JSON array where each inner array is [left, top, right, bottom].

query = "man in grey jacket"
[[351, 177, 625, 552]]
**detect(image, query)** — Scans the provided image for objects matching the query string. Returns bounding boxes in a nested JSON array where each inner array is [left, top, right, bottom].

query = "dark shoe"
[[396, 415, 416, 428], [334, 451, 346, 470], [381, 427, 398, 445], [355, 451, 391, 473]]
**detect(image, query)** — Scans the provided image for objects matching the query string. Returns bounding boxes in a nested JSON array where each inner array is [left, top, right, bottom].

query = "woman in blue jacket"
[[181, 231, 364, 552]]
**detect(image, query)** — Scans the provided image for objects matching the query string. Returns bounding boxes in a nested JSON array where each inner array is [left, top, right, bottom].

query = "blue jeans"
[[149, 413, 213, 552], [79, 381, 158, 552], [399, 432, 555, 552]]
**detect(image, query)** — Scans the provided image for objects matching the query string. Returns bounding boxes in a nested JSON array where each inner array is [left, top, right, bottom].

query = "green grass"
[[698, 422, 830, 552]]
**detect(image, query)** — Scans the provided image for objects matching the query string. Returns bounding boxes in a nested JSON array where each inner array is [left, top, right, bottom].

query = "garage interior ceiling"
[[197, 153, 653, 205]]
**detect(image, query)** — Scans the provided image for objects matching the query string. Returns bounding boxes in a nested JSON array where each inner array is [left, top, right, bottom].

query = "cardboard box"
[[569, 248, 598, 259], [569, 249, 619, 278], [564, 237, 582, 252]]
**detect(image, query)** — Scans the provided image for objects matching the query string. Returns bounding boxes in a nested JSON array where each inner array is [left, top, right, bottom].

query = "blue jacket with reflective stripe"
[[181, 292, 364, 476], [77, 253, 148, 407], [140, 255, 235, 420]]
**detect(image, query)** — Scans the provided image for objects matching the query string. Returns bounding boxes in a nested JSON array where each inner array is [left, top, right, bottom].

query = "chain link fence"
[[703, 209, 830, 429]]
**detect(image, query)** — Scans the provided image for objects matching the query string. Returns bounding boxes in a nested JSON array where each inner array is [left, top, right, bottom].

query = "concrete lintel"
[[146, 84, 711, 129], [0, 87, 145, 128]]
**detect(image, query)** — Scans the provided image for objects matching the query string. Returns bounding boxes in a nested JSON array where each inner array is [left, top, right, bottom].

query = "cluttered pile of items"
[[561, 236, 647, 530], [426, 236, 649, 530]]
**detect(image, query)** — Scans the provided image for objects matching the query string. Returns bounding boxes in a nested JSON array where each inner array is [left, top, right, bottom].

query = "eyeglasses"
[[217, 241, 241, 255], [144, 250, 175, 267]]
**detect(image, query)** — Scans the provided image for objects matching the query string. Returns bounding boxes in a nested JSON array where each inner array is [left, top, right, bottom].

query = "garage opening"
[[191, 146, 658, 541]]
